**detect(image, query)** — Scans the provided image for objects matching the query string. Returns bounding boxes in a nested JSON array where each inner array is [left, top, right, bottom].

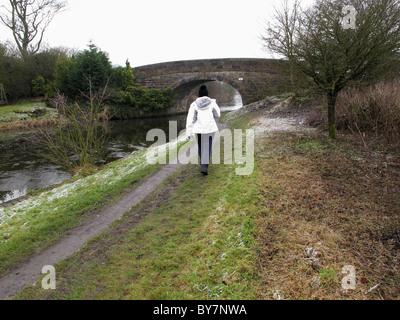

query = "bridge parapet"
[[133, 58, 291, 112]]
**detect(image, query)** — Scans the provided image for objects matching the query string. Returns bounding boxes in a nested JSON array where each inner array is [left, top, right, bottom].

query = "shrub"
[[32, 76, 46, 97], [67, 43, 112, 99], [28, 84, 110, 175], [112, 86, 175, 114], [336, 80, 400, 142]]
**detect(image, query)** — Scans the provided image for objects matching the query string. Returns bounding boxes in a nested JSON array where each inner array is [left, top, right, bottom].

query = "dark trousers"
[[196, 133, 215, 168]]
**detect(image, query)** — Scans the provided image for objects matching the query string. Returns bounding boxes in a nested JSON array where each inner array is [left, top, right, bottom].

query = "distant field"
[[0, 100, 46, 113], [0, 100, 58, 131]]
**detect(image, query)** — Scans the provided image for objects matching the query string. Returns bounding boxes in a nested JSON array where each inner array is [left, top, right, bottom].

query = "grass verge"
[[0, 148, 160, 276], [254, 130, 400, 300], [15, 161, 261, 300]]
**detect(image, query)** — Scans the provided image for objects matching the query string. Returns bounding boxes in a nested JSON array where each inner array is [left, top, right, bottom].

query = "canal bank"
[[1, 95, 299, 299], [0, 100, 241, 204], [3, 94, 399, 300], [0, 97, 241, 285], [0, 113, 188, 204]]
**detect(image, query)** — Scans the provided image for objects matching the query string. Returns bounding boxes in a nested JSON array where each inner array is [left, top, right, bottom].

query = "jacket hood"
[[195, 97, 212, 109]]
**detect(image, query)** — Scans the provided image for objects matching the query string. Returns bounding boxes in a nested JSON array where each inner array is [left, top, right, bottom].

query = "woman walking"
[[186, 85, 221, 175]]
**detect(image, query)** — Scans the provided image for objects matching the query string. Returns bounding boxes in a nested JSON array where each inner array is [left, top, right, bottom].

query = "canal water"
[[0, 102, 242, 204]]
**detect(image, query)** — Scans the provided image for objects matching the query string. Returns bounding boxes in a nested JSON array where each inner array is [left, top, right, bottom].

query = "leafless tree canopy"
[[261, 0, 301, 87], [262, 0, 400, 138], [0, 0, 67, 59]]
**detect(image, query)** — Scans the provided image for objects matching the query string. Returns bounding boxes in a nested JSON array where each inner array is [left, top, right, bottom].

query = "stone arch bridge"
[[133, 58, 291, 114]]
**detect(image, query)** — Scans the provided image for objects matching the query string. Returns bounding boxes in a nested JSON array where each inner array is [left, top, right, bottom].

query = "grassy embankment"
[[0, 99, 187, 275], [14, 111, 261, 300], [0, 136, 193, 276], [0, 100, 58, 132], [14, 95, 400, 300]]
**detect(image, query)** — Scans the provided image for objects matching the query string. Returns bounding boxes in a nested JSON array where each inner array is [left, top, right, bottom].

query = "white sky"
[[0, 0, 315, 67]]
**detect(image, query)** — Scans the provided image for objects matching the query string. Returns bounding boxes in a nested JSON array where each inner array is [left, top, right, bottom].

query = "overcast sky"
[[0, 0, 315, 67]]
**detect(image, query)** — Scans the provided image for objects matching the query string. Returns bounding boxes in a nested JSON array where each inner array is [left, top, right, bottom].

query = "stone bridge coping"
[[133, 58, 288, 76]]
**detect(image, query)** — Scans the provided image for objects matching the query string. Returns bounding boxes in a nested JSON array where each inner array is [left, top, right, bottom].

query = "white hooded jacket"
[[186, 96, 221, 137]]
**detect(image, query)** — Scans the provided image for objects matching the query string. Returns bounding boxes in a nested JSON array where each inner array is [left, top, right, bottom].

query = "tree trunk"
[[290, 63, 295, 90], [327, 92, 338, 139]]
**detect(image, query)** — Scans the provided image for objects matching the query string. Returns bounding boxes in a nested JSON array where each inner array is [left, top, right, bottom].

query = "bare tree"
[[261, 0, 301, 88], [0, 0, 67, 60], [262, 0, 400, 139], [28, 79, 111, 175]]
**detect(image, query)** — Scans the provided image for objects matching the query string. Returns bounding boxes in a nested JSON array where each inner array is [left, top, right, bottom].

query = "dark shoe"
[[200, 165, 208, 175]]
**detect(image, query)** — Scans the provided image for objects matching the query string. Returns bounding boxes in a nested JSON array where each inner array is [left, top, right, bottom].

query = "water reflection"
[[105, 114, 187, 162]]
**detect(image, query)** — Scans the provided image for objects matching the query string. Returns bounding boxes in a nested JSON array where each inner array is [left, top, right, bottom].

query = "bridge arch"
[[171, 75, 243, 112], [133, 58, 291, 115]]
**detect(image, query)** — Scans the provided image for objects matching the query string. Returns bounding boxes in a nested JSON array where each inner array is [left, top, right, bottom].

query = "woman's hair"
[[198, 85, 208, 97]]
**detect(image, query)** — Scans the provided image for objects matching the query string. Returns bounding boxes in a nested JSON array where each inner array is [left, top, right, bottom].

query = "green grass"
[[16, 162, 261, 300], [0, 100, 45, 113], [319, 267, 339, 289], [0, 101, 50, 117], [15, 117, 262, 300], [0, 135, 189, 277], [0, 101, 58, 130], [0, 148, 159, 276]]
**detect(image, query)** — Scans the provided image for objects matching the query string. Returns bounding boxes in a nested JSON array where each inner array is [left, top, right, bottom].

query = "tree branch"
[[0, 0, 67, 59]]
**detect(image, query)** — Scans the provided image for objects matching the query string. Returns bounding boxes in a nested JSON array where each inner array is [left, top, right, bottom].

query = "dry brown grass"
[[336, 80, 400, 143], [254, 130, 400, 300], [0, 118, 58, 132]]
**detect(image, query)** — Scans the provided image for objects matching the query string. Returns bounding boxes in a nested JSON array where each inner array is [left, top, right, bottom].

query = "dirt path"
[[0, 128, 210, 300], [0, 98, 290, 300]]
